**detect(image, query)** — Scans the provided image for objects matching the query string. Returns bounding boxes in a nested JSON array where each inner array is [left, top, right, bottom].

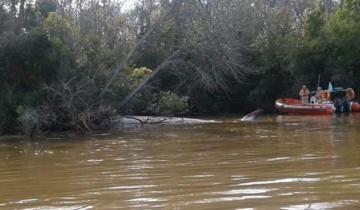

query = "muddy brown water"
[[1, 115, 360, 210]]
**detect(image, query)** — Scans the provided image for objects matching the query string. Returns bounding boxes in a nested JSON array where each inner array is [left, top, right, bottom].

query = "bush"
[[148, 91, 189, 116]]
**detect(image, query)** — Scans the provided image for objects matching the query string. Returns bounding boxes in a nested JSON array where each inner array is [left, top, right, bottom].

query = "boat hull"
[[275, 98, 333, 115], [351, 102, 360, 112]]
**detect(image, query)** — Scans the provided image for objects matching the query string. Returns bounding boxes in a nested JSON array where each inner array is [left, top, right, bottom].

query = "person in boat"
[[315, 87, 323, 104], [299, 85, 310, 104]]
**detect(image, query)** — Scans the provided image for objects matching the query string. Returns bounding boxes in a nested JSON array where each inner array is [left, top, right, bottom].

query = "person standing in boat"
[[299, 85, 310, 104], [315, 87, 323, 104]]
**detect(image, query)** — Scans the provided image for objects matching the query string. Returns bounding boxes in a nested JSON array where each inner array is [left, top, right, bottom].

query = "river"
[[1, 115, 360, 209]]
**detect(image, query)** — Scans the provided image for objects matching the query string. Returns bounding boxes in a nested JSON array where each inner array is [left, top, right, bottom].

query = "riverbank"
[[0, 116, 221, 139]]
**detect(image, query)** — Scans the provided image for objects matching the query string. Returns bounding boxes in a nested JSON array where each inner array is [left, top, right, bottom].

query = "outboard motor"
[[343, 99, 351, 113], [334, 98, 344, 113], [334, 98, 351, 113]]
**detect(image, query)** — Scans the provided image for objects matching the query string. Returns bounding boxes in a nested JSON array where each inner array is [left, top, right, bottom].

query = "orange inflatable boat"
[[275, 98, 333, 115], [351, 102, 360, 112]]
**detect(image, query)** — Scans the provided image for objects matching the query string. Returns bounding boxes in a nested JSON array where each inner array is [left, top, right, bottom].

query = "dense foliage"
[[1, 0, 360, 134]]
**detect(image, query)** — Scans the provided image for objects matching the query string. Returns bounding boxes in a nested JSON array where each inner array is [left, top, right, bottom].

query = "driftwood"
[[112, 115, 218, 129], [124, 116, 167, 124]]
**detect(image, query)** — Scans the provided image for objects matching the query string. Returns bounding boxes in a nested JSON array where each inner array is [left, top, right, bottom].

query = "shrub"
[[148, 91, 189, 116]]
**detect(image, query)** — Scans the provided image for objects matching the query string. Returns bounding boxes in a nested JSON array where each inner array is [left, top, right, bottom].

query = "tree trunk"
[[10, 0, 18, 17], [173, 0, 183, 49], [101, 0, 179, 95], [17, 0, 25, 30]]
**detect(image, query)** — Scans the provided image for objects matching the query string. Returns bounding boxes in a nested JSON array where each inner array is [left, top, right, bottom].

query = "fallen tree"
[[112, 115, 218, 129]]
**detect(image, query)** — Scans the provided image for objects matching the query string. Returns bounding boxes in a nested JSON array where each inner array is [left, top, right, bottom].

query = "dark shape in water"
[[241, 109, 263, 121]]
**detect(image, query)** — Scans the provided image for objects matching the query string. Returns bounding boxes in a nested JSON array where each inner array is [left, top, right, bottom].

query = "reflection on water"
[[1, 114, 360, 209]]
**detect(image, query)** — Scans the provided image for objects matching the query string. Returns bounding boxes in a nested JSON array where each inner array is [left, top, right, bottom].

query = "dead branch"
[[124, 116, 168, 124]]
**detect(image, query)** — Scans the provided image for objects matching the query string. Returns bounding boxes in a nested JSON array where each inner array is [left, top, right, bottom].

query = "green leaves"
[[148, 91, 189, 116], [36, 0, 56, 18], [325, 7, 360, 69]]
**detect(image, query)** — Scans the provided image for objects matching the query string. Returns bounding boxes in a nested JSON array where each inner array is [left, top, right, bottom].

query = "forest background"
[[1, 0, 360, 134]]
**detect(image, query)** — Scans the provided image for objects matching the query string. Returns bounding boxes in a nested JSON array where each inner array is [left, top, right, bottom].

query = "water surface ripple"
[[1, 115, 360, 209]]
